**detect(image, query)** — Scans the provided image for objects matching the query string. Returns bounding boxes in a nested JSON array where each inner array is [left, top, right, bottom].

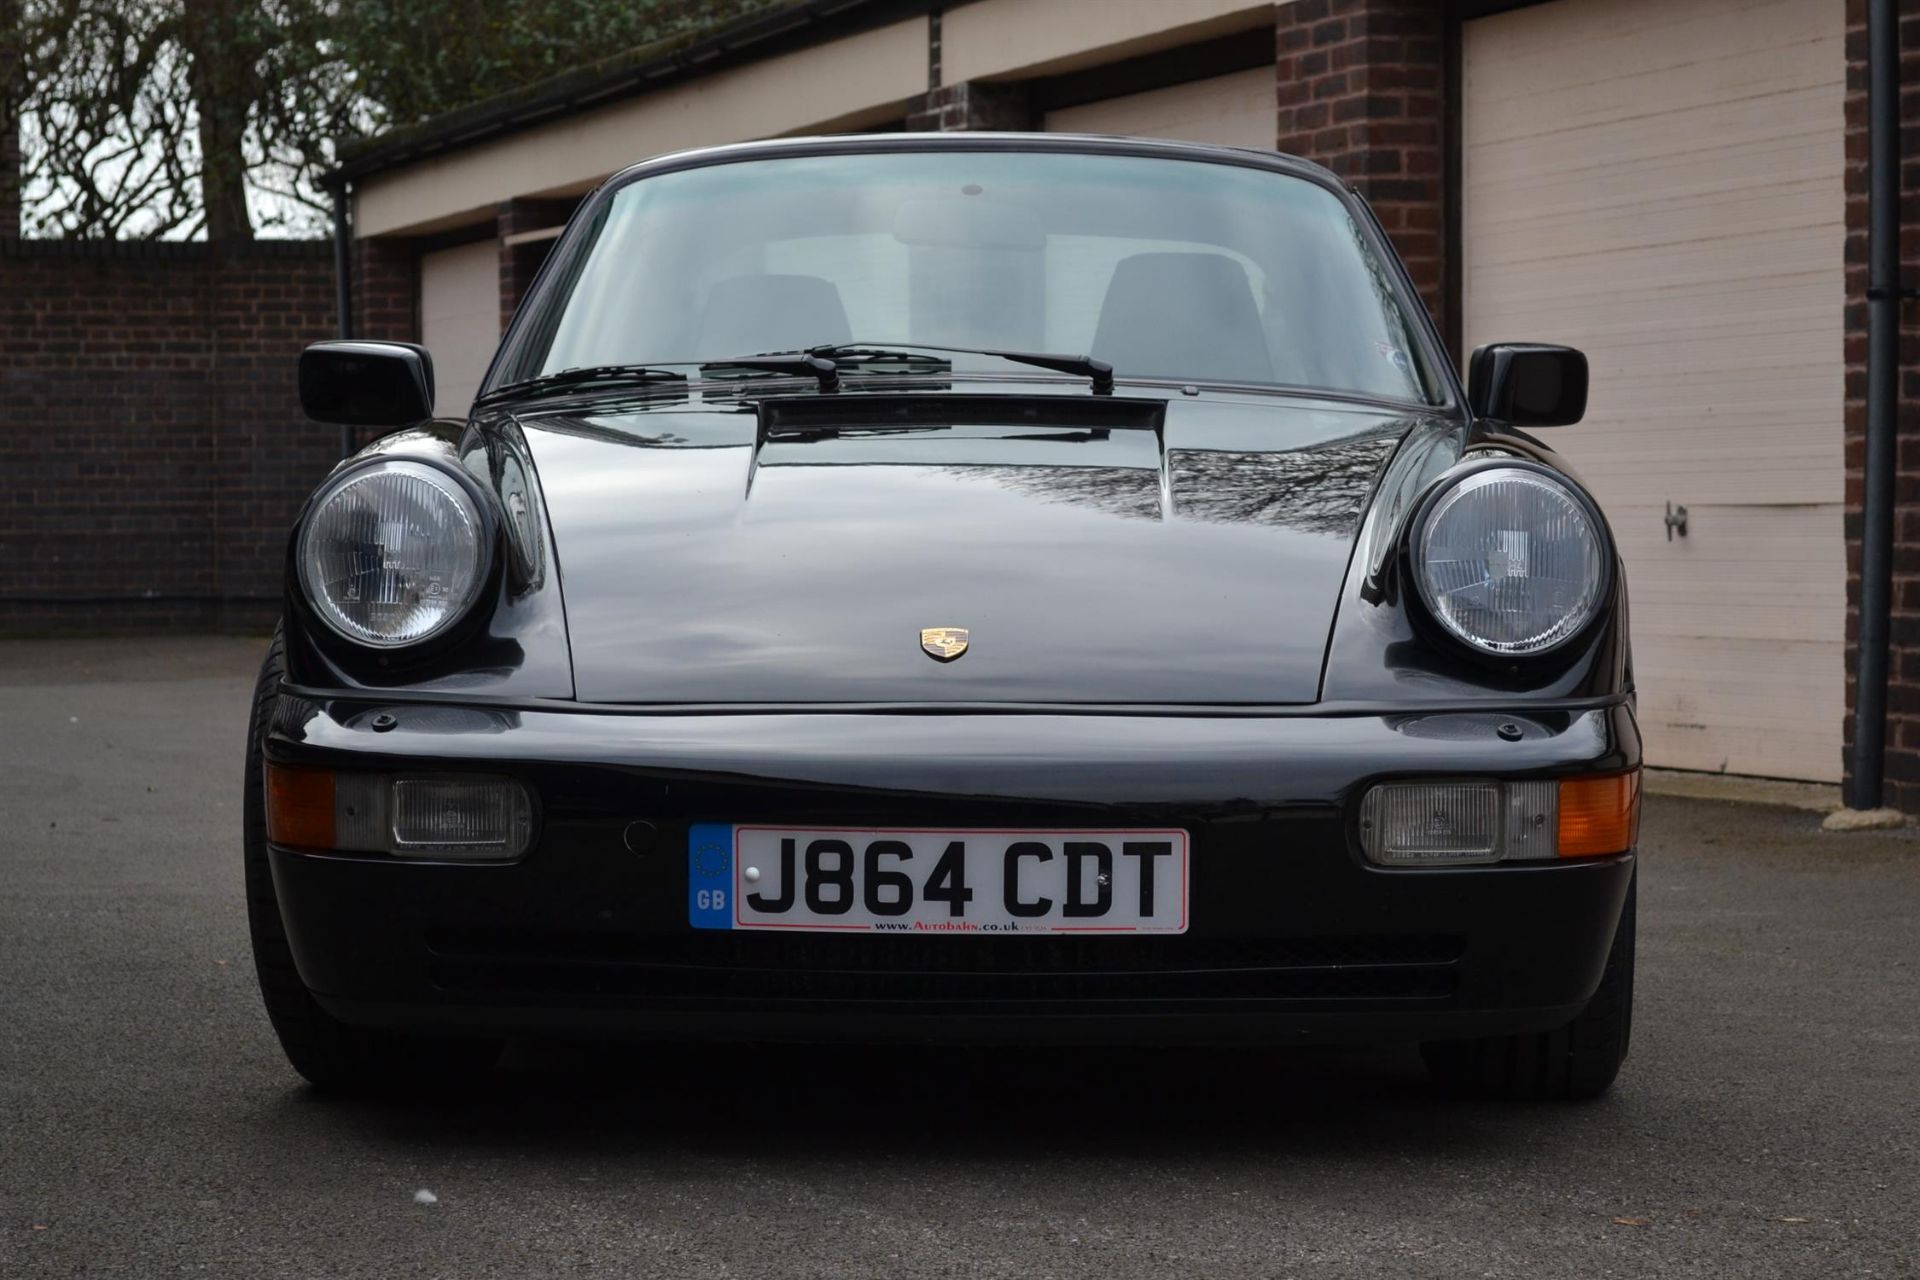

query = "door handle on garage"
[[1665, 501, 1688, 541]]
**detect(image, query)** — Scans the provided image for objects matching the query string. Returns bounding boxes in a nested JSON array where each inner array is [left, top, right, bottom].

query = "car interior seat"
[[693, 274, 854, 357], [1091, 252, 1274, 386]]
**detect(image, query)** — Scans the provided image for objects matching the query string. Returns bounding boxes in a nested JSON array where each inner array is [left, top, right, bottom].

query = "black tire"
[[1420, 874, 1635, 1101], [244, 626, 501, 1094]]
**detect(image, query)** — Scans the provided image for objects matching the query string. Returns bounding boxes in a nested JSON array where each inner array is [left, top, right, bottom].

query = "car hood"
[[516, 388, 1433, 704]]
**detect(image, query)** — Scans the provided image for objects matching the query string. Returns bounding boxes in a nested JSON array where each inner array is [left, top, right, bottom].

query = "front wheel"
[[243, 626, 502, 1094], [1420, 873, 1635, 1101]]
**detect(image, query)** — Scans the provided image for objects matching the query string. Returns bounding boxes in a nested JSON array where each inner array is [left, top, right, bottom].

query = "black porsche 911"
[[249, 133, 1639, 1100]]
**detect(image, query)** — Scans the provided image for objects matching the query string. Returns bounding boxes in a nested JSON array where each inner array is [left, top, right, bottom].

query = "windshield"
[[495, 150, 1440, 403]]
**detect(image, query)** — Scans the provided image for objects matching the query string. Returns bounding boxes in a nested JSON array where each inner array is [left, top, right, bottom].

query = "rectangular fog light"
[[389, 776, 533, 860], [1359, 780, 1557, 866], [262, 764, 532, 859]]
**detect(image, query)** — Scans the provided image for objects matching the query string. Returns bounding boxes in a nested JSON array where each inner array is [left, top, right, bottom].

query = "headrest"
[[1091, 253, 1274, 385], [693, 274, 853, 356]]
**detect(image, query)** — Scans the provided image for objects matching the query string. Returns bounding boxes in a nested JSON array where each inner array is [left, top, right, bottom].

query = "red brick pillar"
[[496, 198, 577, 330], [351, 236, 415, 344], [1842, 0, 1920, 809], [1275, 0, 1448, 337], [346, 235, 416, 445], [905, 81, 1034, 131]]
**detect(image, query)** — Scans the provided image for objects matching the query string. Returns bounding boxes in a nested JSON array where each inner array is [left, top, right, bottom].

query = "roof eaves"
[[330, 0, 924, 187]]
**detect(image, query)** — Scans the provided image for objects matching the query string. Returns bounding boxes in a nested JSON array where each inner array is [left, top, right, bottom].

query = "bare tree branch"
[[17, 0, 789, 240]]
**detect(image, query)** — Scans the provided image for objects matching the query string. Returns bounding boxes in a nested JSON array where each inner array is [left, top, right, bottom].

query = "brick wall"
[[352, 235, 415, 343], [496, 198, 577, 330], [905, 81, 1035, 131], [0, 241, 340, 634], [1842, 0, 1920, 807], [1274, 0, 1449, 338]]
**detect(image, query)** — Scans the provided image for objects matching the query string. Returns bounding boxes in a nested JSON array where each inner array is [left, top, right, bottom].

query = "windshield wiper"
[[480, 353, 843, 405], [699, 354, 840, 393], [811, 342, 1114, 395], [478, 364, 687, 405]]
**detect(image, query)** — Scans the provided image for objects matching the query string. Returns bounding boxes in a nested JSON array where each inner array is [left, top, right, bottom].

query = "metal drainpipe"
[[329, 180, 354, 458], [1852, 0, 1902, 811]]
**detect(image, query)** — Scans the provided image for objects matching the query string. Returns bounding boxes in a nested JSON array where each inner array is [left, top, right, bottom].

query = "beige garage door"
[[1463, 0, 1846, 781], [1044, 67, 1275, 149], [420, 239, 502, 418]]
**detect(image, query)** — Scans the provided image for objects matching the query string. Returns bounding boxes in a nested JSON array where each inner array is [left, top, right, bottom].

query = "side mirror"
[[299, 340, 435, 426], [1467, 343, 1587, 427]]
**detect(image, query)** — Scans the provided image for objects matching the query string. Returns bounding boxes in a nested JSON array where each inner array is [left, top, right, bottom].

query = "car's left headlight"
[[297, 459, 489, 648], [1411, 463, 1608, 657]]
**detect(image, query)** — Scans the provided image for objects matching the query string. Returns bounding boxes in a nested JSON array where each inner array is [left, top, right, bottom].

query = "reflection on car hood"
[[515, 389, 1438, 704]]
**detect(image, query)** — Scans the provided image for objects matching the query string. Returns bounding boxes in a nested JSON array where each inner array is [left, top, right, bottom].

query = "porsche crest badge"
[[920, 627, 969, 662]]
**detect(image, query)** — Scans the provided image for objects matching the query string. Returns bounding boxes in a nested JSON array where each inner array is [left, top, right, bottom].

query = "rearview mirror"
[[892, 196, 1045, 250], [1467, 343, 1587, 428], [299, 340, 435, 426]]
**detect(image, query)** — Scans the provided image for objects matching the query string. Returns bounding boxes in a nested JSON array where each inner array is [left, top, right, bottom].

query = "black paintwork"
[[284, 423, 575, 698], [280, 376, 1626, 710], [536, 388, 1417, 705], [1467, 343, 1590, 428], [263, 134, 1638, 1045], [299, 340, 436, 427], [266, 695, 1636, 1042]]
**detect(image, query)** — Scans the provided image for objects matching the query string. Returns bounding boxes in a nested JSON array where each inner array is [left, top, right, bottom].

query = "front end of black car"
[[250, 135, 1639, 1100], [263, 698, 1636, 1043]]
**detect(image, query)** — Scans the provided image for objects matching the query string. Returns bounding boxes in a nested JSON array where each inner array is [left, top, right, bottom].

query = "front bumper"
[[264, 695, 1639, 1045]]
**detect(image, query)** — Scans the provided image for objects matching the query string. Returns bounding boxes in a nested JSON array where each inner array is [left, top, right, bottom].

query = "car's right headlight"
[[1411, 463, 1609, 657], [296, 459, 489, 648]]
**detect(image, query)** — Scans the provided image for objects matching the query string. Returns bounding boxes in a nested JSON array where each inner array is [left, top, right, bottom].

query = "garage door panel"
[[1588, 371, 1840, 420], [1586, 363, 1839, 420], [1464, 0, 1834, 120], [1615, 503, 1847, 644], [1471, 246, 1836, 319], [420, 239, 502, 418], [1469, 48, 1836, 148], [1470, 159, 1838, 259], [1634, 651, 1841, 730], [1464, 0, 1845, 781], [1573, 439, 1839, 507], [1633, 636, 1843, 779], [1043, 68, 1274, 149], [1469, 114, 1835, 198], [1582, 329, 1840, 378], [1475, 277, 1838, 337]]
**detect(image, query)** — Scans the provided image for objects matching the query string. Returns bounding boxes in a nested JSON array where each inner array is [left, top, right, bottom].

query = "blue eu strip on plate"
[[687, 823, 734, 930]]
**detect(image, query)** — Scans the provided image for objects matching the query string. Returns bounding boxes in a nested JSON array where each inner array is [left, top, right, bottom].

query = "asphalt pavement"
[[1, 636, 1916, 1279]]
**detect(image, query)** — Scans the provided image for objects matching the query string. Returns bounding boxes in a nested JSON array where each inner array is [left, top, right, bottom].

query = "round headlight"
[[1413, 465, 1607, 656], [297, 460, 487, 648]]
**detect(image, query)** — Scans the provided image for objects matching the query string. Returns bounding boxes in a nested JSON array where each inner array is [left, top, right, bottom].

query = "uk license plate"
[[687, 825, 1189, 935]]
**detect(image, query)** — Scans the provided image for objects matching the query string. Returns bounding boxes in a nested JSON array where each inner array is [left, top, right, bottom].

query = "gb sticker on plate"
[[687, 823, 734, 928]]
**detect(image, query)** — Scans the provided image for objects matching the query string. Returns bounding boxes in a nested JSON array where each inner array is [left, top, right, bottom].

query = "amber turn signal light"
[[1557, 770, 1641, 858], [264, 762, 335, 851]]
